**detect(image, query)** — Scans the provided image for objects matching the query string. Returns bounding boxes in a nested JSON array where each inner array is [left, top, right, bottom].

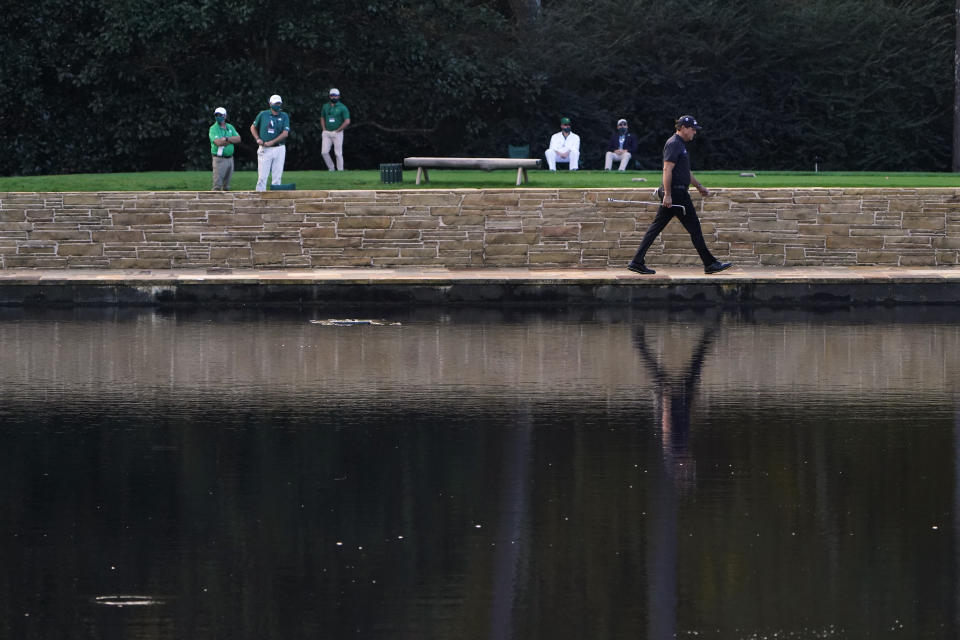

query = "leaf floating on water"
[[309, 319, 401, 326], [93, 595, 163, 607]]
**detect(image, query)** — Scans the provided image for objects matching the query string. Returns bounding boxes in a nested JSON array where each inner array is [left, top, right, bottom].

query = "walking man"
[[250, 94, 290, 191], [627, 115, 731, 275], [321, 88, 351, 171], [209, 107, 241, 191]]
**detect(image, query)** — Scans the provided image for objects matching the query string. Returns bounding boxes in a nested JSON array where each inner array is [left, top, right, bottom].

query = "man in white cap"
[[604, 118, 638, 171], [321, 88, 351, 171], [250, 94, 291, 191], [209, 107, 241, 191]]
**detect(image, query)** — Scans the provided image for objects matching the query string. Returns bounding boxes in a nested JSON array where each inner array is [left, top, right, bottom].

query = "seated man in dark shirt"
[[604, 118, 638, 171]]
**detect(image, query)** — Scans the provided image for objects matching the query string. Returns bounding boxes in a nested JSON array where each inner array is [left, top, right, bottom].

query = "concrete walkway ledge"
[[0, 266, 959, 307]]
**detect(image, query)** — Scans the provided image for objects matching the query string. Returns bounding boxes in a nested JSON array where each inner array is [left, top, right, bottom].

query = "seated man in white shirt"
[[545, 117, 580, 171]]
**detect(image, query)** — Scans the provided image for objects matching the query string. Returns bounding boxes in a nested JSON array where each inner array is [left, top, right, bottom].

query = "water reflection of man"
[[633, 326, 717, 487], [634, 325, 717, 640]]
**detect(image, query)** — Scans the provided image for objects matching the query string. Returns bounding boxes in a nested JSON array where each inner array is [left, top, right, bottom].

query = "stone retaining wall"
[[1, 188, 958, 268]]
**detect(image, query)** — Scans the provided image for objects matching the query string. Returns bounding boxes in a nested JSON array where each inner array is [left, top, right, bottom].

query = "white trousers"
[[256, 144, 286, 191], [604, 151, 632, 171], [321, 130, 344, 171], [545, 148, 579, 171]]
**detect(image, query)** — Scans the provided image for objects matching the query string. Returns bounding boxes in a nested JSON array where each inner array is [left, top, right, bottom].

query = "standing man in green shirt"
[[321, 88, 351, 171], [209, 107, 241, 191], [250, 94, 290, 191]]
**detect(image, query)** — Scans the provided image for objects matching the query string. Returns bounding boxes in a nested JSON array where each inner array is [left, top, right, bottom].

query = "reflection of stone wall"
[[2, 312, 958, 400], [1, 189, 959, 269]]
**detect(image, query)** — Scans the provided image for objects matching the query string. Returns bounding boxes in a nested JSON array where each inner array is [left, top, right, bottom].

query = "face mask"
[[330, 97, 339, 103], [561, 126, 571, 133], [216, 115, 226, 123], [618, 127, 627, 134], [271, 104, 282, 112]]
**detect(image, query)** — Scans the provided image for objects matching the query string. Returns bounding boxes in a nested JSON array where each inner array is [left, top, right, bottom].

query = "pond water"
[[0, 306, 958, 639]]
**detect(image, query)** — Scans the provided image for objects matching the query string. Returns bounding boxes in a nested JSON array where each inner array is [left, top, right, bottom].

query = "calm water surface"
[[1, 307, 958, 639]]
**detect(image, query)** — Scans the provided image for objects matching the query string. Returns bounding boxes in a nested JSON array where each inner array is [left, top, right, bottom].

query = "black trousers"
[[631, 188, 717, 267]]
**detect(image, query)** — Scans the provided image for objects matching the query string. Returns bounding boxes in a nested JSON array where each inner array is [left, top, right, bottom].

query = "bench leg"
[[516, 167, 527, 186], [415, 167, 430, 185]]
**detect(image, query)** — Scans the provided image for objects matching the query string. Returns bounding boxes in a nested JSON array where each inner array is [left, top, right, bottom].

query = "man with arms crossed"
[[209, 107, 241, 191], [627, 115, 731, 275], [250, 94, 290, 191]]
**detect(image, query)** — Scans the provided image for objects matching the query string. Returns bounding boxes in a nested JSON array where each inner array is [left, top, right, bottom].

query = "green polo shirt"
[[321, 101, 350, 131], [252, 109, 291, 145], [209, 122, 239, 157]]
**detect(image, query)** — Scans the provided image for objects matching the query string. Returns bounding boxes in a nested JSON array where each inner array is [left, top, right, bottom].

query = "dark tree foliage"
[[0, 0, 952, 176]]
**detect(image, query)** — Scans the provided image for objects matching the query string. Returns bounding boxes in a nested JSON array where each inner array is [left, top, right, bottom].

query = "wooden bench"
[[403, 157, 542, 186]]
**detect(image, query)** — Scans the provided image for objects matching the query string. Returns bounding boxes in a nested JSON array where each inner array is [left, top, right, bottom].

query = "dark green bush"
[[0, 0, 951, 175]]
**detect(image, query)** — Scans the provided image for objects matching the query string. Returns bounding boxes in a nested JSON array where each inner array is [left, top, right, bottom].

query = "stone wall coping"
[[0, 266, 957, 283]]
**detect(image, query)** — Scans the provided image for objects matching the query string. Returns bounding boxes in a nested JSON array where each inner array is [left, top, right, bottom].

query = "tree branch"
[[353, 121, 438, 135]]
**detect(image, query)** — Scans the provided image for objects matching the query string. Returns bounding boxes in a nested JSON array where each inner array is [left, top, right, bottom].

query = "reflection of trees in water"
[[6, 314, 960, 638], [634, 324, 718, 640], [488, 409, 532, 640]]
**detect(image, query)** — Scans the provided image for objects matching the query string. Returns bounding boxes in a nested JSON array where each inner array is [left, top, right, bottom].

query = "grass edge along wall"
[[2, 171, 960, 192]]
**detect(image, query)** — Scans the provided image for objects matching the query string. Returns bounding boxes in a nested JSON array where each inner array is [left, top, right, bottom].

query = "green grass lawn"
[[1, 169, 959, 192]]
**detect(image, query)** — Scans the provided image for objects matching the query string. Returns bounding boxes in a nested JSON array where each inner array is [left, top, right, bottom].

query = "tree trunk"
[[954, 0, 960, 171], [507, 0, 540, 24]]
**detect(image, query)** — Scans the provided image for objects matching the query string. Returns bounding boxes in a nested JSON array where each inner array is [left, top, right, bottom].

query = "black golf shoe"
[[704, 261, 733, 274], [627, 262, 656, 275]]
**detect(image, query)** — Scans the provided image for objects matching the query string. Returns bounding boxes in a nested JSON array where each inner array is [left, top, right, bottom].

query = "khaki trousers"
[[212, 156, 234, 191], [604, 151, 632, 171], [321, 130, 345, 171]]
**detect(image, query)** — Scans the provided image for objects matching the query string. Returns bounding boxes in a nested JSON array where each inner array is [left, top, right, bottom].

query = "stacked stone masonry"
[[1, 188, 958, 269]]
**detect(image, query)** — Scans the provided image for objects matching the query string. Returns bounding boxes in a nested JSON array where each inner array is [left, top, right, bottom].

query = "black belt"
[[656, 186, 689, 196], [212, 155, 234, 158]]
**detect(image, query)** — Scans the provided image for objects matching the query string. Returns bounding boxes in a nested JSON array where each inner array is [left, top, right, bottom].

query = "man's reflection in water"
[[634, 325, 718, 640], [634, 326, 717, 488]]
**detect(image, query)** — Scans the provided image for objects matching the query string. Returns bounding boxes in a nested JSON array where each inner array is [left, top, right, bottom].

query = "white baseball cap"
[[329, 88, 340, 96], [214, 107, 227, 116], [617, 118, 627, 126], [269, 94, 282, 105]]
